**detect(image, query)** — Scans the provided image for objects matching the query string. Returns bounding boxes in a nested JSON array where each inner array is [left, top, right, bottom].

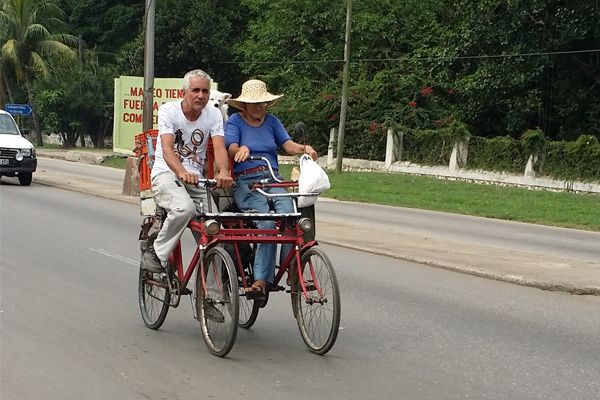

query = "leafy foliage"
[[0, 0, 79, 144], [544, 135, 600, 182], [467, 136, 526, 173], [2, 0, 599, 166], [36, 50, 114, 147]]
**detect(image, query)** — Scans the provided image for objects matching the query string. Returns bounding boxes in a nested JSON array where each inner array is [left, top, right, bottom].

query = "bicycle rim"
[[238, 264, 259, 329], [196, 247, 239, 357], [294, 247, 341, 355], [138, 269, 170, 329]]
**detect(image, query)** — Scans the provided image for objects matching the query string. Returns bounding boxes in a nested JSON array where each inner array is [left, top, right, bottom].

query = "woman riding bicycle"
[[224, 79, 318, 298]]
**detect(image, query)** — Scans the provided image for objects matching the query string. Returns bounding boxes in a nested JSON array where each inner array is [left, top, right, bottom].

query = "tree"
[[0, 0, 78, 145], [55, 0, 144, 64], [36, 50, 114, 147]]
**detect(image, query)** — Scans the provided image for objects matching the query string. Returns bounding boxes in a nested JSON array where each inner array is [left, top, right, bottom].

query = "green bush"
[[521, 128, 546, 155], [402, 128, 454, 166], [467, 136, 526, 173], [544, 135, 600, 182]]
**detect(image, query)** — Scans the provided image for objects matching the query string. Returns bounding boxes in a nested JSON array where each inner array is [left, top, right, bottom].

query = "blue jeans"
[[234, 170, 294, 284]]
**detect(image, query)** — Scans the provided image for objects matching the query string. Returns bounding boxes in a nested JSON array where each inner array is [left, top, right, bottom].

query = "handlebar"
[[245, 156, 319, 199], [247, 156, 284, 183], [197, 156, 319, 199]]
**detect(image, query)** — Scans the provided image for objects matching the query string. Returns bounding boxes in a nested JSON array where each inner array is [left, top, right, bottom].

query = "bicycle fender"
[[299, 240, 319, 255]]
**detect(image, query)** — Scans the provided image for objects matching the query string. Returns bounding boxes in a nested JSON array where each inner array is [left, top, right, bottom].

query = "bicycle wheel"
[[292, 247, 341, 355], [238, 265, 260, 329], [238, 244, 260, 328], [138, 269, 170, 329], [196, 247, 239, 357]]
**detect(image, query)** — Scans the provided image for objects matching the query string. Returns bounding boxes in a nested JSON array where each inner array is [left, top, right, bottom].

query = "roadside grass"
[[278, 165, 600, 232], [101, 156, 128, 169], [94, 157, 600, 232]]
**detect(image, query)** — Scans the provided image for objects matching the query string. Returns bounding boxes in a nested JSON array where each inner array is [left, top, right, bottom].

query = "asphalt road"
[[1, 181, 599, 400], [316, 200, 600, 263]]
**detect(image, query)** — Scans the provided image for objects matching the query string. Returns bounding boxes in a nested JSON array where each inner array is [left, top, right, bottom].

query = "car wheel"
[[18, 172, 32, 186]]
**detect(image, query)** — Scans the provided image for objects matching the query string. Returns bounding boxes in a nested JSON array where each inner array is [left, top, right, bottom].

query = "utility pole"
[[142, 0, 155, 132], [122, 0, 155, 197], [335, 0, 352, 173]]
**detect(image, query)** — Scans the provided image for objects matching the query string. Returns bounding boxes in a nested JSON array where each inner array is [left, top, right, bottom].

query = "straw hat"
[[227, 79, 283, 110]]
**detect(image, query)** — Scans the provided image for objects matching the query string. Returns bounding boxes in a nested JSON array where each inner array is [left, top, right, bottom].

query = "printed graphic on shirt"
[[175, 128, 206, 166]]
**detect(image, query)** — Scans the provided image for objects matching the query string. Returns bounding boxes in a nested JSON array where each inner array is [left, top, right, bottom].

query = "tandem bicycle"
[[138, 156, 341, 357]]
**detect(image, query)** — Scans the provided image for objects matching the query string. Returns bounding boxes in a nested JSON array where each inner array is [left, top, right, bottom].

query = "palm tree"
[[0, 0, 78, 145]]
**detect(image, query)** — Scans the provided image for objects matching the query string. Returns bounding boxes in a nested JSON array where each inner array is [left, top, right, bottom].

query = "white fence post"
[[449, 140, 469, 171], [385, 128, 396, 168], [327, 127, 337, 168], [524, 154, 537, 178]]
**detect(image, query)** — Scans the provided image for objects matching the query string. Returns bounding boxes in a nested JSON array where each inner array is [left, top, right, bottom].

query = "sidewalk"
[[34, 148, 600, 296]]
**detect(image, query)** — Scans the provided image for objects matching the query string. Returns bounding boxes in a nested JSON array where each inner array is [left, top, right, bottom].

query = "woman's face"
[[244, 102, 268, 121]]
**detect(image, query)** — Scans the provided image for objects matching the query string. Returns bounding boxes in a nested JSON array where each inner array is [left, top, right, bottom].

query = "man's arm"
[[211, 136, 234, 188]]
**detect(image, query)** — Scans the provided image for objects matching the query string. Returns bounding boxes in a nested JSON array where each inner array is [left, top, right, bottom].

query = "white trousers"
[[151, 171, 217, 262]]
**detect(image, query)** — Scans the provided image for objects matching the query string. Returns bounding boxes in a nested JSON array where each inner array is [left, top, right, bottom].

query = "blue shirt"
[[224, 113, 291, 174]]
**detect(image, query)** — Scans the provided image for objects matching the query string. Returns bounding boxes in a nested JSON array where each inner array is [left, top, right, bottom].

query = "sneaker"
[[140, 240, 165, 272], [202, 299, 225, 323]]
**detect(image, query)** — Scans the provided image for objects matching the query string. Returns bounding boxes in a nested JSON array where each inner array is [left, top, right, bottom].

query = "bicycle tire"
[[196, 247, 239, 357], [138, 269, 170, 329], [238, 262, 260, 329], [292, 247, 341, 355]]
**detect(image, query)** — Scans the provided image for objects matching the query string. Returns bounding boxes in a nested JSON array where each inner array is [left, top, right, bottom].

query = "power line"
[[216, 48, 600, 65]]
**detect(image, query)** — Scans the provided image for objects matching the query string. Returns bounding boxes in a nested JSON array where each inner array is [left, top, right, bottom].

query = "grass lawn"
[[279, 165, 600, 232], [99, 156, 600, 232]]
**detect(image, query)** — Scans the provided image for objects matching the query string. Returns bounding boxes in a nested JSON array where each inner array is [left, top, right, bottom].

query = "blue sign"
[[5, 104, 32, 116]]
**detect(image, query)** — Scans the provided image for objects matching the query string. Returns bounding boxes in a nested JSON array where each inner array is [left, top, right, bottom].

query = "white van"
[[0, 110, 37, 186]]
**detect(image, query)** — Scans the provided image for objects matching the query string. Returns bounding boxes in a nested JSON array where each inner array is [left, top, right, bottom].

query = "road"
[[37, 156, 600, 264], [1, 181, 599, 400]]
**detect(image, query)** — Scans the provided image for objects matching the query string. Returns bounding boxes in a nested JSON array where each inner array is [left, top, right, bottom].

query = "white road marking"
[[89, 248, 138, 266]]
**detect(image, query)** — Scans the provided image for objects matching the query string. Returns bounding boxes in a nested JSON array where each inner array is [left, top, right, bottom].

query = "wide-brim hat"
[[227, 79, 283, 110]]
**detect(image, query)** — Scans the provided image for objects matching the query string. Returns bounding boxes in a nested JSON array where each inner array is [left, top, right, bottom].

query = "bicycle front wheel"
[[196, 247, 239, 357], [138, 269, 170, 329], [293, 247, 341, 355]]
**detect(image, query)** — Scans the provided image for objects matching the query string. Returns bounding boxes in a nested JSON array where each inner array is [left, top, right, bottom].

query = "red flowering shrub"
[[420, 86, 433, 96]]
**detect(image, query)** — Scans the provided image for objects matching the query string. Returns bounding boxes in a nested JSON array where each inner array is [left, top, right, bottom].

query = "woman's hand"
[[234, 145, 250, 162], [304, 145, 318, 160]]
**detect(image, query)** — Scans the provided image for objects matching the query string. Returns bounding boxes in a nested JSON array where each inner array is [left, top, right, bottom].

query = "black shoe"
[[140, 240, 165, 272], [203, 300, 225, 323]]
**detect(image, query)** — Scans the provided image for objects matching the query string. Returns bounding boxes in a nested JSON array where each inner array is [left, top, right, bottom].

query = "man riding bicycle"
[[141, 69, 233, 273]]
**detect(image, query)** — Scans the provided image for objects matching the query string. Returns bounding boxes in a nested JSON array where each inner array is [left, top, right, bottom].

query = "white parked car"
[[0, 109, 37, 186]]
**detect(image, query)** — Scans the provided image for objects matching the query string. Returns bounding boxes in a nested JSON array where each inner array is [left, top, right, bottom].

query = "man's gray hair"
[[182, 69, 212, 90]]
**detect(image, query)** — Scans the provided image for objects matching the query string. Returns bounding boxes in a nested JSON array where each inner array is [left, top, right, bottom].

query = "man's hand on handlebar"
[[215, 170, 234, 188], [178, 171, 200, 185]]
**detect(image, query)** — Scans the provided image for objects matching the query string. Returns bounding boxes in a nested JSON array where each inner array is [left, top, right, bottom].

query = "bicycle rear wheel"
[[138, 270, 170, 329], [238, 256, 260, 329], [196, 247, 239, 357], [292, 247, 340, 355]]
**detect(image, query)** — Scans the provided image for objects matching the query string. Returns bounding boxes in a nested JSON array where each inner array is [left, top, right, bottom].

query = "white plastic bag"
[[298, 154, 330, 208]]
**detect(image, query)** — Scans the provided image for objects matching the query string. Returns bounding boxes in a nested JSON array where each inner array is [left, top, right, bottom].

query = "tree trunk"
[[79, 131, 86, 148], [0, 74, 5, 109], [1, 72, 16, 107], [24, 78, 43, 146]]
